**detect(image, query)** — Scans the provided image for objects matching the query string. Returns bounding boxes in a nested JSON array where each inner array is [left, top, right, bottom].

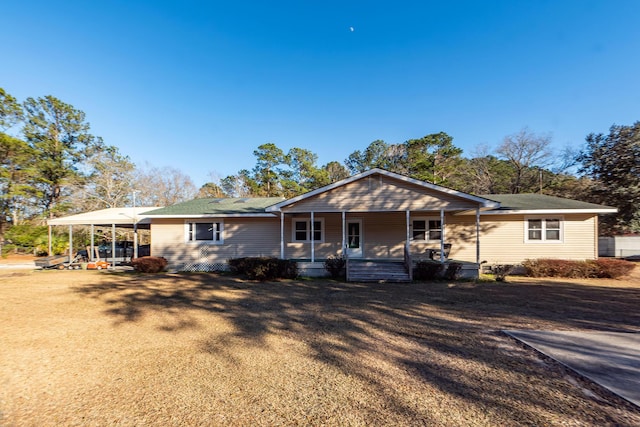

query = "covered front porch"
[[271, 210, 484, 281], [264, 168, 499, 282]]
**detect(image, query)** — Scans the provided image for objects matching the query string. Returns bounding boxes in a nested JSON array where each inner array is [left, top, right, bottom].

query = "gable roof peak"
[[266, 168, 499, 212]]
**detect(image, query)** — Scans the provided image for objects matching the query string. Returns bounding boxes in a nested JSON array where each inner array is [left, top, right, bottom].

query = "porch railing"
[[403, 245, 413, 281]]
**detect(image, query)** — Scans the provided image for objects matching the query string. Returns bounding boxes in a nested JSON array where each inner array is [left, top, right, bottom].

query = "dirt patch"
[[0, 254, 36, 264], [1, 270, 640, 426]]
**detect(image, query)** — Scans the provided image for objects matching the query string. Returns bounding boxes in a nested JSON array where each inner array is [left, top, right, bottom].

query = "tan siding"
[[362, 212, 406, 258], [150, 212, 600, 267], [278, 212, 526, 262], [151, 217, 280, 268], [150, 219, 184, 266], [471, 214, 598, 264], [283, 213, 343, 259], [283, 212, 409, 259], [412, 214, 478, 262], [283, 175, 480, 212]]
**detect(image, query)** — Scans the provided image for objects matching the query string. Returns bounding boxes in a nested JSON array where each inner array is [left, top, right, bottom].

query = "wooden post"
[[280, 212, 284, 259], [111, 224, 116, 266], [68, 225, 73, 263], [440, 209, 445, 263], [310, 211, 315, 263], [476, 208, 481, 265], [405, 210, 410, 253], [48, 225, 52, 256], [341, 211, 346, 256]]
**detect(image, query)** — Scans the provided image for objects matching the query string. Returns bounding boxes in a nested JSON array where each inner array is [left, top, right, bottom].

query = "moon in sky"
[[349, 26, 354, 32]]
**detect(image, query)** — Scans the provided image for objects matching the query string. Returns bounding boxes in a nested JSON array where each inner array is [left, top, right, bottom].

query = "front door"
[[346, 219, 363, 258]]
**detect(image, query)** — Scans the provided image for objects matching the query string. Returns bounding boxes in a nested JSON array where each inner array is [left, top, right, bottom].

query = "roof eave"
[[144, 213, 278, 219], [456, 208, 618, 216]]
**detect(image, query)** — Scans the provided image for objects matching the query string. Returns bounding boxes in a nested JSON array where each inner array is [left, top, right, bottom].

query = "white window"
[[525, 217, 562, 243], [292, 218, 324, 242], [412, 218, 441, 242], [186, 221, 223, 244]]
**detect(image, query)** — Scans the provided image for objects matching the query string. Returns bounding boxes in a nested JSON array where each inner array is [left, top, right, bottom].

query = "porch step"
[[347, 260, 411, 282]]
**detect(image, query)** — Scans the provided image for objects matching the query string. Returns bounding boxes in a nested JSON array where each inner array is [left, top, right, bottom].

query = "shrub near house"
[[523, 258, 635, 279], [228, 257, 298, 281], [131, 256, 168, 273]]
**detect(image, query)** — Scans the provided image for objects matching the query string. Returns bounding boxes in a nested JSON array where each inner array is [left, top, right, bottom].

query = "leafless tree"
[[497, 128, 553, 193], [133, 164, 197, 207], [70, 147, 135, 211]]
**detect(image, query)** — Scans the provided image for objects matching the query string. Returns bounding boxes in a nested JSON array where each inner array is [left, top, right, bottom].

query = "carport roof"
[[47, 207, 162, 227]]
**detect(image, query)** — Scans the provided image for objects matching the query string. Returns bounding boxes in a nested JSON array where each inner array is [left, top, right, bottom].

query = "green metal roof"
[[143, 193, 614, 217], [143, 197, 284, 216], [480, 193, 616, 211]]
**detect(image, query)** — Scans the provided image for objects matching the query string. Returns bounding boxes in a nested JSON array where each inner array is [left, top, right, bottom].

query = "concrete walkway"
[[504, 330, 640, 407]]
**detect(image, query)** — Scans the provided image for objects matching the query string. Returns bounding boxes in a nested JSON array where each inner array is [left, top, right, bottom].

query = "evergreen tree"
[[0, 88, 34, 235], [345, 140, 392, 174], [578, 122, 640, 234], [401, 132, 463, 185], [22, 95, 102, 217], [252, 143, 287, 196]]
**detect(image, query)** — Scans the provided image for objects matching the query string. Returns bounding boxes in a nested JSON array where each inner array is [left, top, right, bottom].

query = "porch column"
[[405, 210, 410, 251], [111, 223, 116, 265], [476, 208, 481, 265], [68, 225, 73, 263], [280, 212, 285, 259], [90, 224, 95, 261], [310, 211, 315, 263], [440, 209, 445, 263], [341, 211, 346, 256]]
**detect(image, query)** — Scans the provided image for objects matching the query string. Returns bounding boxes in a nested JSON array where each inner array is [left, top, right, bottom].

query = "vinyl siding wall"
[[472, 213, 598, 264], [282, 212, 600, 263], [284, 212, 467, 260], [283, 175, 481, 212], [151, 217, 280, 268], [283, 212, 410, 260], [150, 212, 599, 268]]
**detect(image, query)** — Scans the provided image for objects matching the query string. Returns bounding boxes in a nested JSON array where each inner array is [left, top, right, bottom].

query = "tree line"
[[1, 87, 638, 241]]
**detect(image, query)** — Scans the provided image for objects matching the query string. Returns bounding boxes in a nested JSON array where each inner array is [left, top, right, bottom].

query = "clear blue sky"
[[2, 0, 639, 187]]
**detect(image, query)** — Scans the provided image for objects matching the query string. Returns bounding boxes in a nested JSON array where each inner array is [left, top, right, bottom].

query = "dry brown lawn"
[[1, 266, 640, 426]]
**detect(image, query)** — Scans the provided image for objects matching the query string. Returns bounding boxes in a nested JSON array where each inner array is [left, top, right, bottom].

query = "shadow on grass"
[[73, 272, 640, 424]]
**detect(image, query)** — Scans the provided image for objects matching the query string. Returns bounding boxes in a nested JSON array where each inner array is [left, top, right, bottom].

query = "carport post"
[[111, 224, 116, 265], [132, 191, 139, 260], [133, 222, 138, 259], [68, 225, 73, 263], [90, 224, 95, 261]]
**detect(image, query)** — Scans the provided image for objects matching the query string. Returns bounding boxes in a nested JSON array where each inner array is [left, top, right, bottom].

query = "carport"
[[46, 207, 161, 264]]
